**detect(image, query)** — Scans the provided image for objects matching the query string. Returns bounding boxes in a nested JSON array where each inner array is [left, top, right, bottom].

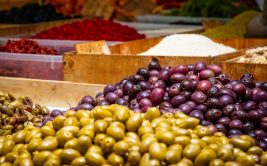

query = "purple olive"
[[191, 91, 207, 104], [187, 74, 199, 81], [248, 110, 261, 121], [187, 64, 194, 71], [185, 101, 196, 109], [253, 88, 267, 103], [95, 92, 104, 98], [215, 123, 227, 134], [171, 95, 186, 107], [128, 85, 141, 98], [148, 61, 161, 71], [195, 104, 207, 113], [105, 92, 119, 104], [261, 82, 267, 91], [123, 81, 133, 94], [221, 88, 237, 100], [194, 61, 207, 74], [189, 110, 204, 121], [258, 141, 267, 151], [168, 85, 180, 97], [50, 110, 64, 117], [171, 65, 188, 75], [129, 100, 139, 109], [115, 98, 128, 106], [255, 129, 267, 139], [219, 95, 234, 106], [205, 109, 222, 121], [196, 80, 211, 93], [244, 88, 253, 100], [114, 89, 124, 98], [151, 88, 164, 105], [241, 77, 255, 88], [159, 69, 171, 81], [207, 77, 219, 85], [133, 74, 145, 83], [207, 86, 221, 97], [233, 83, 246, 95], [216, 73, 230, 84], [218, 117, 231, 127], [199, 69, 215, 80], [139, 98, 153, 108], [103, 84, 116, 95], [149, 70, 159, 77], [228, 129, 243, 136], [42, 116, 54, 126], [78, 104, 94, 110], [231, 110, 248, 121], [151, 80, 166, 89], [138, 81, 151, 91], [170, 73, 186, 83], [159, 101, 172, 110], [148, 76, 158, 84], [137, 68, 150, 79], [259, 101, 267, 111], [229, 119, 243, 130], [223, 104, 236, 116], [97, 100, 109, 106], [207, 64, 222, 76], [179, 103, 192, 115], [243, 101, 257, 112], [243, 121, 255, 133], [206, 98, 223, 109], [202, 120, 212, 126], [179, 91, 192, 100], [80, 96, 95, 105], [136, 90, 151, 102]]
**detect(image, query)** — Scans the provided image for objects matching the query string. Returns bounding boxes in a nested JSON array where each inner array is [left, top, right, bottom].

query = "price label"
[[75, 40, 111, 55]]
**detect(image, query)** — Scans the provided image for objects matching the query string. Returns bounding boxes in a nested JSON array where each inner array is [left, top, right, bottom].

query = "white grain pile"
[[139, 34, 236, 57]]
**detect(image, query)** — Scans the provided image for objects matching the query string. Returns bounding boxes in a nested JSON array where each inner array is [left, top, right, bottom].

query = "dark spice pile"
[[32, 20, 146, 41]]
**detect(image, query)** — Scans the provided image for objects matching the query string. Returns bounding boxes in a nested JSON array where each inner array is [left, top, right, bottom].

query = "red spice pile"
[[0, 39, 58, 55], [32, 20, 146, 41]]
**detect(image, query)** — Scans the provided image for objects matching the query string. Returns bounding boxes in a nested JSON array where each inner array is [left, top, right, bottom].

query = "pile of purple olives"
[[76, 61, 267, 150]]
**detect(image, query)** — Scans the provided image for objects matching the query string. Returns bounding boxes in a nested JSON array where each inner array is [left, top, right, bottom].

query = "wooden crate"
[[222, 51, 267, 82], [0, 77, 104, 108], [63, 37, 267, 84], [0, 18, 84, 37]]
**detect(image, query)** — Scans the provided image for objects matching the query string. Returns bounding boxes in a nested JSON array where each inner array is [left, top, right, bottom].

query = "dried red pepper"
[[0, 39, 58, 55], [32, 20, 146, 41]]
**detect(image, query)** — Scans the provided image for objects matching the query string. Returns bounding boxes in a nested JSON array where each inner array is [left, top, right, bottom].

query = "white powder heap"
[[139, 34, 236, 57]]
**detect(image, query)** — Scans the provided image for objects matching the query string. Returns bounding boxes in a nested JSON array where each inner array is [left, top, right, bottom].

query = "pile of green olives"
[[0, 92, 49, 136], [0, 104, 266, 166]]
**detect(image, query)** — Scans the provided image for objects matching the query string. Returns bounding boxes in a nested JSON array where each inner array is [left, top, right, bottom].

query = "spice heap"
[[203, 11, 259, 38], [139, 34, 236, 57], [32, 20, 146, 41], [0, 39, 58, 55], [0, 92, 50, 136], [0, 3, 70, 24], [80, 61, 267, 150], [0, 104, 267, 165], [238, 46, 267, 64]]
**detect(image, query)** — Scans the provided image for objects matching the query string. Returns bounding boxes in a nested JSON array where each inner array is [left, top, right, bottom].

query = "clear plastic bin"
[[0, 38, 72, 80]]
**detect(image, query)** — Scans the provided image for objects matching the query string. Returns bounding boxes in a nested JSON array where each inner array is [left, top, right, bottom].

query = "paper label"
[[75, 40, 111, 55]]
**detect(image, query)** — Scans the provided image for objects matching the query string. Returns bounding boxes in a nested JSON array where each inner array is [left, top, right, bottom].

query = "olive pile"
[[80, 60, 267, 150], [0, 92, 49, 136], [0, 104, 266, 166]]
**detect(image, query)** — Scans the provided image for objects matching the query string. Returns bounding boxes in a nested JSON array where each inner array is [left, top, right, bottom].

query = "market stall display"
[[0, 104, 266, 165]]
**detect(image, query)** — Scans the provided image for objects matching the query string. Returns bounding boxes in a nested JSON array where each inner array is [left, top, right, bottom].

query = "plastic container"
[[0, 38, 75, 80]]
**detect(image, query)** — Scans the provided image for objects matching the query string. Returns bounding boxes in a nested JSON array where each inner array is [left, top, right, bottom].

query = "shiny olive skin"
[[94, 120, 108, 133], [71, 156, 87, 166], [101, 137, 116, 153], [108, 152, 124, 166], [113, 140, 130, 156], [149, 142, 167, 161], [59, 148, 81, 164], [85, 151, 106, 166], [195, 148, 216, 166], [78, 135, 92, 155], [127, 151, 141, 165], [33, 151, 52, 166], [209, 159, 224, 166], [52, 116, 66, 131], [37, 136, 58, 151], [40, 126, 56, 137], [13, 130, 27, 144], [106, 126, 125, 141], [56, 131, 74, 148], [183, 144, 201, 160], [126, 113, 143, 132]]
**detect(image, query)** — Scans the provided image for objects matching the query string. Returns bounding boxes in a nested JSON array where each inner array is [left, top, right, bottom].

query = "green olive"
[[2, 125, 13, 131], [101, 137, 116, 153], [261, 152, 267, 166], [64, 110, 76, 117], [185, 117, 199, 129], [53, 149, 63, 156], [109, 121, 126, 131], [94, 134, 107, 146], [108, 152, 124, 166], [106, 125, 125, 141], [5, 152, 18, 163], [52, 116, 65, 131], [1, 138, 15, 156], [165, 148, 182, 164], [149, 142, 167, 161], [175, 119, 187, 128], [173, 128, 191, 137], [230, 137, 251, 151], [217, 147, 234, 161], [127, 151, 141, 165], [174, 136, 191, 147], [27, 138, 42, 153], [63, 117, 79, 127], [148, 159, 161, 166], [59, 148, 81, 164], [183, 143, 201, 160], [247, 146, 263, 155], [179, 158, 194, 166], [113, 106, 130, 122], [13, 130, 27, 144], [194, 148, 216, 166], [79, 117, 94, 128], [139, 153, 150, 166], [236, 155, 255, 166], [71, 156, 87, 166], [37, 136, 58, 151], [155, 130, 174, 145], [239, 135, 255, 146], [126, 113, 143, 132], [86, 145, 103, 156], [208, 144, 220, 152], [104, 117, 113, 125], [19, 158, 34, 166], [140, 136, 157, 154], [225, 161, 241, 166], [138, 126, 153, 137], [43, 158, 61, 166], [93, 108, 113, 120], [144, 107, 161, 122], [64, 138, 79, 150], [78, 125, 95, 140], [12, 144, 25, 153], [25, 128, 41, 143], [113, 140, 129, 156], [76, 110, 90, 119], [0, 162, 13, 166], [85, 151, 106, 166], [94, 120, 108, 133], [196, 126, 211, 137], [56, 131, 74, 148], [33, 151, 52, 166], [209, 159, 224, 166], [41, 126, 56, 137], [78, 135, 92, 155]]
